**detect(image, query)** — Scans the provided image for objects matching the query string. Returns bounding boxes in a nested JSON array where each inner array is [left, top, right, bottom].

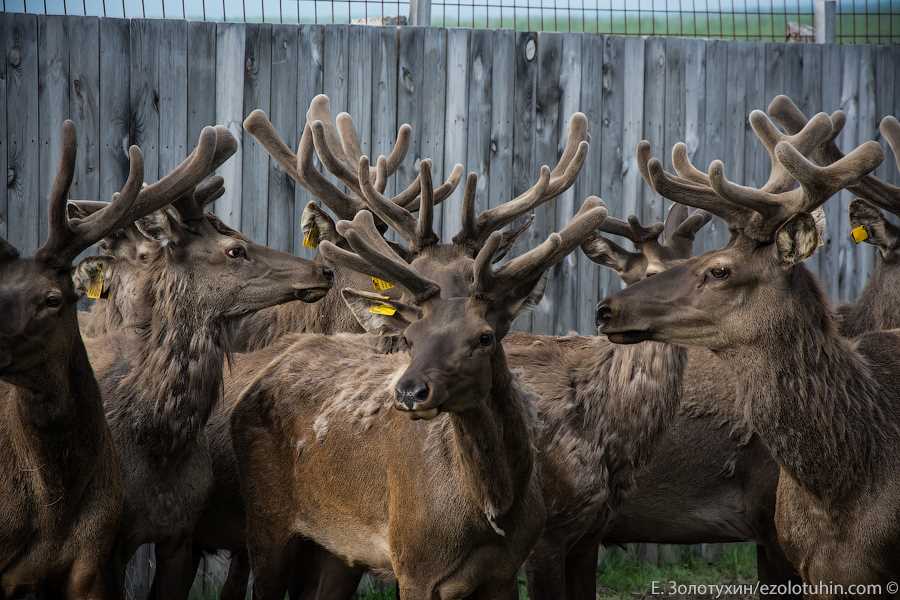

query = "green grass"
[[355, 544, 758, 600]]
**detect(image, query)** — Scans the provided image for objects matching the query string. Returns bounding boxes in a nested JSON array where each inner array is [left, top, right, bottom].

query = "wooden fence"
[[2, 13, 899, 339]]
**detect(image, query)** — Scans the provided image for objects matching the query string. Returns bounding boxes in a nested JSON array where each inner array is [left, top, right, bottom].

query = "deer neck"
[[443, 349, 536, 535], [719, 267, 900, 502], [4, 328, 109, 497], [838, 256, 900, 337], [116, 268, 227, 457], [580, 339, 686, 507]]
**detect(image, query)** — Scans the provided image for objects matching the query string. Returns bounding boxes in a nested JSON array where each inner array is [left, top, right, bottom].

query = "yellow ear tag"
[[850, 225, 869, 244], [86, 271, 105, 300], [303, 222, 320, 249], [368, 303, 397, 316], [371, 277, 395, 292]]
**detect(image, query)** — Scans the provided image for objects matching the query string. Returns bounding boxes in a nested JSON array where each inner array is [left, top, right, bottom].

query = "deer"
[[227, 141, 606, 598], [181, 109, 588, 600], [596, 104, 899, 591], [0, 119, 219, 598], [65, 125, 339, 598]]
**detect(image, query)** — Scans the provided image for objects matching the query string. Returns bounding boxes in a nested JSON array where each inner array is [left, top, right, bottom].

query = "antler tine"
[[416, 160, 436, 249], [399, 164, 464, 211], [296, 125, 366, 220], [669, 209, 712, 256], [243, 109, 303, 181], [475, 197, 607, 298], [458, 173, 480, 243], [749, 109, 833, 193], [375, 124, 413, 190], [882, 116, 900, 173], [594, 216, 640, 243], [194, 176, 226, 208], [36, 120, 79, 263], [661, 203, 689, 244], [322, 211, 441, 303], [775, 139, 885, 217], [671, 143, 711, 185], [174, 127, 237, 221]]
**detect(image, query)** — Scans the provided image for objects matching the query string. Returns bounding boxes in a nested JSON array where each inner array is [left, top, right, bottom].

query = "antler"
[[319, 210, 441, 303], [453, 112, 589, 251], [36, 121, 219, 266], [473, 196, 607, 300], [356, 156, 463, 252], [768, 95, 900, 216]]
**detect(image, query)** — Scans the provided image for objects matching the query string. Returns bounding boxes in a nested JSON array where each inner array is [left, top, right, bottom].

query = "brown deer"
[[229, 149, 606, 598], [0, 119, 217, 598], [597, 112, 897, 590], [72, 127, 336, 598], [183, 110, 588, 600], [767, 95, 900, 337]]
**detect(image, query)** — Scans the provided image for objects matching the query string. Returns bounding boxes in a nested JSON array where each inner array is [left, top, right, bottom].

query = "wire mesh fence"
[[1, 0, 898, 42]]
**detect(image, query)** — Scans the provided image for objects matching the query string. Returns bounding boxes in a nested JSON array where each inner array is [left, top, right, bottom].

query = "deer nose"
[[395, 380, 431, 410], [595, 302, 613, 327]]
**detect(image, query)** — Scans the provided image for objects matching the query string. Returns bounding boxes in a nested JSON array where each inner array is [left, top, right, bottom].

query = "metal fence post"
[[408, 0, 432, 26], [815, 0, 836, 43]]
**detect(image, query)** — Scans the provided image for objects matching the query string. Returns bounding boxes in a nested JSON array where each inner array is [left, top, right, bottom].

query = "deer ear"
[[341, 288, 420, 335], [849, 199, 899, 257], [301, 203, 341, 249], [775, 212, 819, 267], [72, 256, 115, 299], [135, 208, 184, 246], [581, 234, 635, 275]]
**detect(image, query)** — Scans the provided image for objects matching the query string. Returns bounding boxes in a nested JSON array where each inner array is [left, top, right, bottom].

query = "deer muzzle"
[[394, 378, 439, 420]]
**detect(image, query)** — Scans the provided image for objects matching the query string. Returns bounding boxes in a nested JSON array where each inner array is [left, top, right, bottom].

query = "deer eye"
[[709, 266, 730, 280], [226, 246, 247, 260], [479, 332, 494, 347], [45, 293, 63, 308]]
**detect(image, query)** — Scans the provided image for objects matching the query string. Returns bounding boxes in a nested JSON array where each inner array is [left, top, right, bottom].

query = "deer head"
[[0, 120, 220, 381], [321, 196, 607, 419], [582, 151, 711, 285], [596, 110, 884, 350]]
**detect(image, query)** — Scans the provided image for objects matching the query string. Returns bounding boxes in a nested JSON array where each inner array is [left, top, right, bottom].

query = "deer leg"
[[524, 539, 566, 600], [66, 560, 118, 600], [564, 540, 599, 600], [757, 543, 803, 600], [148, 538, 200, 600], [290, 542, 364, 600], [220, 549, 251, 600], [248, 536, 294, 600]]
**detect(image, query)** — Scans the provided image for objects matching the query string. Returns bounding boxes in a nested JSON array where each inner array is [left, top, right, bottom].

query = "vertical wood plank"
[[6, 14, 40, 254], [293, 24, 324, 258], [396, 26, 424, 197], [130, 19, 161, 182], [838, 45, 861, 303], [745, 44, 767, 192], [723, 42, 749, 232], [575, 33, 604, 334], [662, 37, 686, 229], [701, 40, 728, 252], [267, 24, 298, 254], [99, 19, 130, 208], [371, 27, 399, 196], [158, 20, 188, 176], [875, 46, 897, 188], [640, 37, 665, 225], [854, 45, 876, 297], [38, 15, 69, 244], [487, 29, 514, 214], [421, 28, 447, 236], [798, 44, 824, 276], [348, 25, 373, 173], [553, 32, 583, 335], [510, 30, 537, 332], [683, 39, 707, 250], [187, 22, 217, 153], [465, 29, 493, 219], [530, 31, 562, 335], [600, 35, 627, 300], [322, 25, 349, 116], [68, 16, 100, 204], [442, 27, 469, 241], [241, 23, 272, 243], [820, 43, 843, 301], [214, 22, 246, 229]]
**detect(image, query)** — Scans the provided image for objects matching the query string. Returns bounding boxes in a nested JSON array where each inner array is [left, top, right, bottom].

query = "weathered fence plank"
[[241, 23, 273, 243], [420, 27, 447, 235], [640, 36, 665, 225], [130, 19, 161, 182], [99, 18, 131, 208], [487, 28, 515, 219], [214, 22, 246, 228], [0, 16, 7, 240], [6, 13, 40, 254], [575, 33, 604, 334], [683, 37, 707, 244], [442, 27, 469, 241], [465, 28, 493, 219], [159, 20, 188, 181], [820, 43, 843, 301], [838, 44, 861, 303], [267, 24, 299, 254], [348, 25, 373, 176], [530, 31, 562, 335], [372, 27, 399, 196], [701, 40, 728, 252], [599, 35, 626, 295], [69, 16, 101, 205], [38, 15, 69, 244], [187, 21, 217, 152], [293, 24, 324, 258], [396, 26, 424, 195]]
